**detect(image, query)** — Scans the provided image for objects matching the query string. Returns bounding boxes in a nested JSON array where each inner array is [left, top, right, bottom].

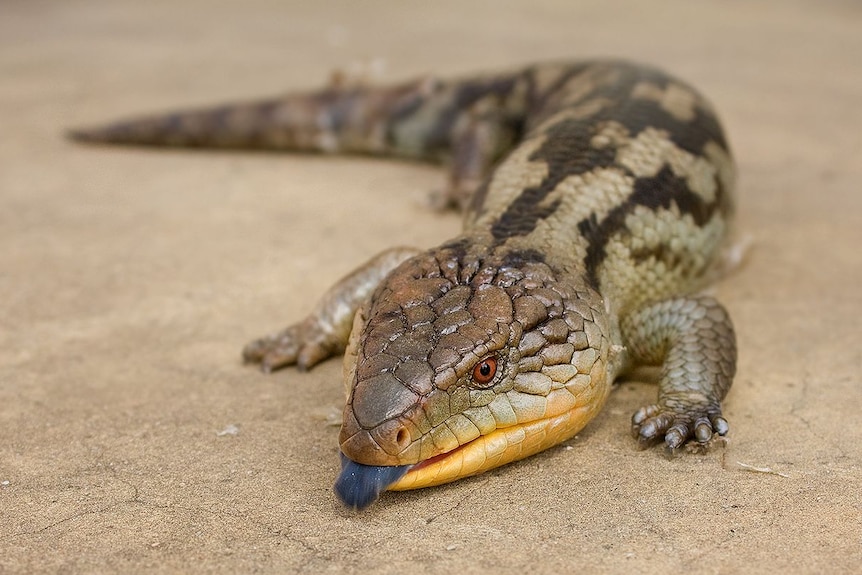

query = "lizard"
[[70, 60, 737, 511]]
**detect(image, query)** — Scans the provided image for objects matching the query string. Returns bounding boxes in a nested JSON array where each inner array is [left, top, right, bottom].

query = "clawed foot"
[[428, 177, 481, 213], [427, 187, 465, 212], [631, 395, 728, 450], [242, 318, 342, 373]]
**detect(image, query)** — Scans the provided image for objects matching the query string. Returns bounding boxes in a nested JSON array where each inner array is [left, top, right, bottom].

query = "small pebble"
[[217, 424, 240, 437]]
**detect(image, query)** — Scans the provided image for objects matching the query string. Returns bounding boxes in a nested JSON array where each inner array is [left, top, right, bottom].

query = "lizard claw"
[[631, 401, 728, 450], [242, 319, 340, 372]]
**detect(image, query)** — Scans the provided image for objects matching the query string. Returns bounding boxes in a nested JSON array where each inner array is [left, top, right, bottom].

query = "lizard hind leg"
[[621, 296, 737, 450], [430, 98, 521, 213]]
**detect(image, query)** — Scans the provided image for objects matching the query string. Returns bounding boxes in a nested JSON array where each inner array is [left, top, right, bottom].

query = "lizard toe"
[[632, 402, 728, 450]]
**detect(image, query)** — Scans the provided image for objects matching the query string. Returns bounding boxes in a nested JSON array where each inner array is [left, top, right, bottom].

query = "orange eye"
[[472, 356, 497, 386]]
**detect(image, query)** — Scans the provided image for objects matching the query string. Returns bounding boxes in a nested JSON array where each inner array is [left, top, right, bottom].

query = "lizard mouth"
[[389, 404, 598, 491], [334, 403, 600, 510]]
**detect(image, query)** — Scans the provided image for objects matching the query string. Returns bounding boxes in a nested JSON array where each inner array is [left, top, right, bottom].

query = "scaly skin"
[[72, 60, 738, 510]]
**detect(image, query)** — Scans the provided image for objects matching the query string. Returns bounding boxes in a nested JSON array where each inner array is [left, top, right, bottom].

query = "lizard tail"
[[67, 76, 442, 156]]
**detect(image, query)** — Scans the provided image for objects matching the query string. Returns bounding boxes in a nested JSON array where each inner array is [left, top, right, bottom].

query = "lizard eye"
[[471, 355, 497, 387]]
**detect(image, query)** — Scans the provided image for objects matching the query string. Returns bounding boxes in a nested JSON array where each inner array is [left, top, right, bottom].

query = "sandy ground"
[[2, 0, 861, 573]]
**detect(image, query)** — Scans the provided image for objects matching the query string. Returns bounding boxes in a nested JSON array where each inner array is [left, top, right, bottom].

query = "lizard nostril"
[[395, 427, 409, 447]]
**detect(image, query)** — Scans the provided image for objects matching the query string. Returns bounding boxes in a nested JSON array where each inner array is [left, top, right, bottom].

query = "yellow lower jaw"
[[388, 402, 603, 491]]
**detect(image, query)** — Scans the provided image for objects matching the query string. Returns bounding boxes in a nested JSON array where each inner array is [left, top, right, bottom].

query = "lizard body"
[[72, 60, 737, 510]]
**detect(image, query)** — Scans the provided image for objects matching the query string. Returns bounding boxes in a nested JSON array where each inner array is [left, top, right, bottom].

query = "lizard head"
[[334, 241, 613, 509]]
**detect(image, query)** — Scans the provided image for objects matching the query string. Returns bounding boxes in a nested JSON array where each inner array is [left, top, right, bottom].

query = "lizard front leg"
[[243, 247, 421, 372], [621, 296, 737, 449]]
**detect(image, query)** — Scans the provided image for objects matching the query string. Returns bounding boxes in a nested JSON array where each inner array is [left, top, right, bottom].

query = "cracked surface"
[[5, 0, 862, 571]]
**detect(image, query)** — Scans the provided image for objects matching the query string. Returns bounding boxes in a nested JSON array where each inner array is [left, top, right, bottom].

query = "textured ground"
[[2, 1, 860, 573]]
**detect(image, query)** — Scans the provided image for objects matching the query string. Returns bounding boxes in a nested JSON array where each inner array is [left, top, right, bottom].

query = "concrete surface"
[[2, 0, 860, 573]]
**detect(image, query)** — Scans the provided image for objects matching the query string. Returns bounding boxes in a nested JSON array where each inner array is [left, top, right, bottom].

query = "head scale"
[[337, 240, 611, 480]]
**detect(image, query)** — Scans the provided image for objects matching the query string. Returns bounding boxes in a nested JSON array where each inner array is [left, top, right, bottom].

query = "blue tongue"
[[334, 453, 411, 510]]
